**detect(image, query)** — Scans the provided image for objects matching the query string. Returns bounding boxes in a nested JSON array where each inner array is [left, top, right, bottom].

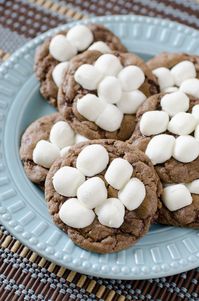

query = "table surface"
[[0, 0, 199, 300]]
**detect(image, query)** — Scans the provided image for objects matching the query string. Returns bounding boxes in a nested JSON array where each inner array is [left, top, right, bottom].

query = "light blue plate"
[[0, 15, 199, 280]]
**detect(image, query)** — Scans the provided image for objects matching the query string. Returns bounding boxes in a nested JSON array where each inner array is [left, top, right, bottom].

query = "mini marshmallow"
[[97, 76, 122, 104], [52, 62, 69, 87], [173, 135, 199, 163], [88, 41, 111, 53], [186, 179, 199, 194], [66, 25, 93, 51], [49, 34, 77, 61], [171, 60, 196, 86], [77, 177, 107, 209], [118, 177, 146, 211], [168, 112, 196, 135], [33, 140, 60, 168], [76, 144, 109, 177], [59, 198, 95, 228], [192, 104, 199, 123], [117, 90, 146, 114], [94, 54, 123, 76], [74, 64, 102, 90], [160, 91, 189, 116], [180, 78, 199, 98], [76, 94, 106, 122], [140, 111, 169, 136], [162, 184, 192, 211], [60, 146, 70, 157], [162, 86, 179, 93], [105, 158, 133, 190], [75, 134, 88, 144], [117, 65, 145, 91], [50, 121, 75, 149], [53, 166, 85, 197], [194, 124, 199, 141], [152, 67, 174, 91], [96, 104, 123, 132], [145, 134, 175, 165], [95, 198, 125, 228]]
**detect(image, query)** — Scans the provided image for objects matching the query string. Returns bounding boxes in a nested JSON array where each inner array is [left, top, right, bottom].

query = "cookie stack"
[[20, 24, 199, 253]]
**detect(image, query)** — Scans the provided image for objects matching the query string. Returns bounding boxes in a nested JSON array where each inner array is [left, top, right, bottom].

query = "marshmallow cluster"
[[49, 25, 111, 87], [57, 144, 146, 229], [140, 91, 199, 165], [75, 54, 146, 132], [153, 60, 198, 94], [33, 120, 88, 168]]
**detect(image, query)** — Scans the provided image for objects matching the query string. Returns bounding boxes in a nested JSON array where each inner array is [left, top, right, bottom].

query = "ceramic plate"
[[0, 15, 199, 280]]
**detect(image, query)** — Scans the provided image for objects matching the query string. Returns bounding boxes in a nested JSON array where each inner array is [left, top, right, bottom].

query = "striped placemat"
[[0, 1, 199, 300]]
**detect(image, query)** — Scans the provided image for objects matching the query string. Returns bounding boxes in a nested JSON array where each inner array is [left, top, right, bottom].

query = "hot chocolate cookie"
[[45, 140, 161, 253], [20, 113, 88, 187], [147, 52, 199, 95], [57, 50, 159, 141], [35, 24, 127, 106]]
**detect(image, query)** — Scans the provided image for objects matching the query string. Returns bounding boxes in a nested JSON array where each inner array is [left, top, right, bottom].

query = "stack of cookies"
[[20, 24, 199, 253]]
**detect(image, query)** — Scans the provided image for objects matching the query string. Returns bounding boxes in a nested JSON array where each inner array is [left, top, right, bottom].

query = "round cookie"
[[45, 140, 161, 254], [35, 24, 127, 106], [20, 113, 87, 187], [147, 52, 199, 93], [57, 51, 159, 141], [129, 93, 199, 183]]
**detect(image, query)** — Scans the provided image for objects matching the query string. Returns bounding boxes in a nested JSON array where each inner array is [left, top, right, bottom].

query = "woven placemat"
[[0, 1, 199, 300]]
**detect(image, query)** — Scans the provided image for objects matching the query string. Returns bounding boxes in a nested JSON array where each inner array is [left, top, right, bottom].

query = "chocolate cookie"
[[20, 113, 88, 187], [57, 50, 159, 141], [35, 24, 127, 106], [129, 93, 199, 183], [45, 140, 161, 254], [147, 52, 199, 94]]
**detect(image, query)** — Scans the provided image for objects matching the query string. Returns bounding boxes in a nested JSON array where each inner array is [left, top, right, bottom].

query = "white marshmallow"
[[95, 198, 125, 228], [162, 86, 178, 93], [171, 60, 196, 86], [162, 184, 192, 211], [96, 104, 123, 132], [152, 67, 174, 91], [140, 111, 169, 136], [173, 135, 199, 163], [94, 54, 123, 76], [186, 179, 199, 194], [194, 124, 199, 141], [192, 104, 199, 123], [160, 91, 189, 116], [75, 134, 88, 144], [77, 177, 107, 209], [49, 34, 77, 61], [97, 76, 122, 104], [53, 166, 85, 197], [50, 121, 75, 149], [117, 90, 146, 114], [60, 146, 71, 157], [76, 94, 106, 122], [168, 112, 196, 135], [88, 41, 111, 53], [117, 65, 145, 92], [74, 64, 102, 90], [76, 144, 109, 177], [118, 177, 146, 211], [59, 198, 95, 228], [52, 62, 69, 87], [180, 78, 199, 98], [66, 25, 93, 51], [105, 158, 133, 190], [33, 140, 60, 168], [145, 134, 175, 165]]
